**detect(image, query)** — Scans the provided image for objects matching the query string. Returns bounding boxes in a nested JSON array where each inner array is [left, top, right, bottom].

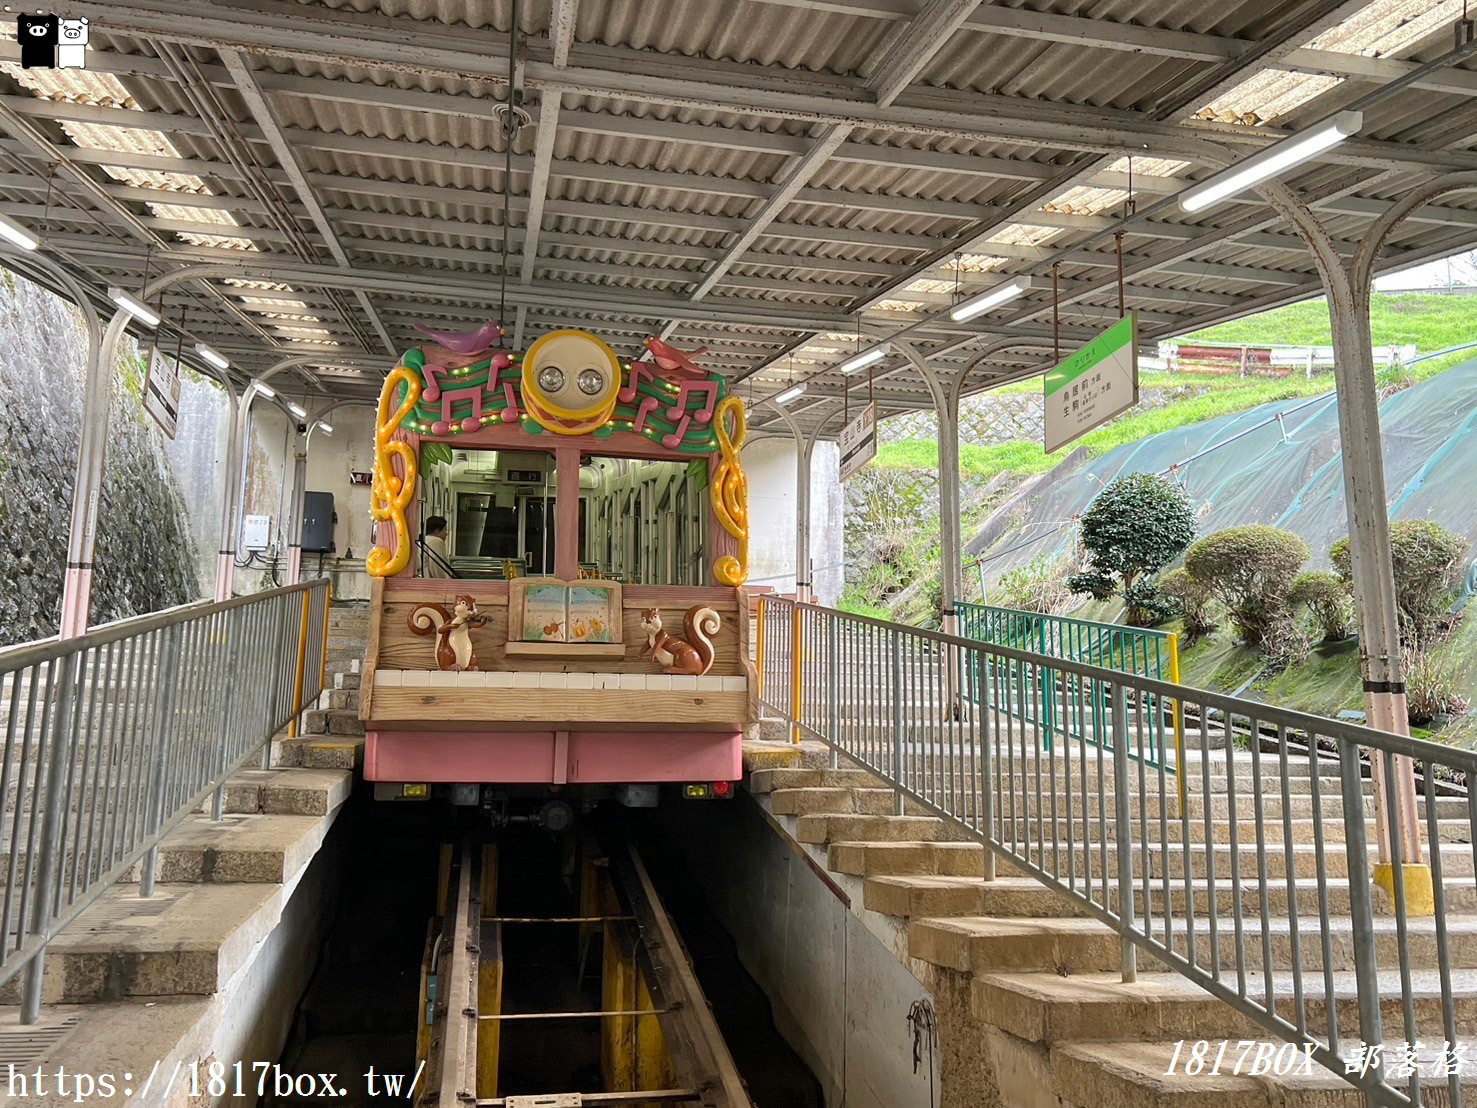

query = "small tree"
[[1289, 570, 1353, 642], [1159, 568, 1216, 642], [1185, 526, 1308, 646], [997, 555, 1074, 615], [1331, 520, 1468, 645], [1067, 473, 1196, 625]]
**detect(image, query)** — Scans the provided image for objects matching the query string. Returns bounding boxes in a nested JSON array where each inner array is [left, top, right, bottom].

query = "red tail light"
[[713, 780, 733, 798]]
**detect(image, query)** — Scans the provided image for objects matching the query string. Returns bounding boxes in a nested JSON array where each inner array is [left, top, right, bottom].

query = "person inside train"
[[422, 515, 454, 578]]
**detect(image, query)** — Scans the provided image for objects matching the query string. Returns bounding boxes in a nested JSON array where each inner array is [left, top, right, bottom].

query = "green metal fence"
[[957, 603, 1182, 772]]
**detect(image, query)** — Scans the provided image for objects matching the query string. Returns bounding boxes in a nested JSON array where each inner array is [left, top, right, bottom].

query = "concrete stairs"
[[3, 766, 350, 1006], [274, 602, 368, 769], [745, 732, 1477, 1108]]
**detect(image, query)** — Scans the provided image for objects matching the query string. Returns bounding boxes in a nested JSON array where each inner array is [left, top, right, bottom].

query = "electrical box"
[[241, 514, 272, 551], [301, 492, 336, 553]]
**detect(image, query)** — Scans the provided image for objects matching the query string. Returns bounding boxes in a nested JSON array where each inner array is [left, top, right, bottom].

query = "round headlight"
[[538, 365, 565, 392], [577, 368, 604, 395]]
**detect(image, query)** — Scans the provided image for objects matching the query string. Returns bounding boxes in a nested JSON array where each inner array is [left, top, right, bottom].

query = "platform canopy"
[[4, 0, 1477, 437]]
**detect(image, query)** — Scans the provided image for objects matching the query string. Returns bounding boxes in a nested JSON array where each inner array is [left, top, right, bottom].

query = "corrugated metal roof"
[[4, 0, 1477, 434]]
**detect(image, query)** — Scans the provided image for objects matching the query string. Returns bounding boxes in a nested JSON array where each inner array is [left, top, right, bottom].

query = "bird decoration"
[[414, 319, 506, 356], [643, 336, 710, 377]]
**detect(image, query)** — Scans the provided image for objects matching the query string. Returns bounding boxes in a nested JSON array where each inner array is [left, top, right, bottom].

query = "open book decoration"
[[508, 579, 623, 654]]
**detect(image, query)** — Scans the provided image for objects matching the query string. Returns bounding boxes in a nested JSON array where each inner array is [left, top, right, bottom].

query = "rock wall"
[[0, 265, 206, 645]]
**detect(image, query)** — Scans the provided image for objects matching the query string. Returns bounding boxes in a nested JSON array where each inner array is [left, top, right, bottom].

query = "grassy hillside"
[[1184, 291, 1477, 382], [873, 291, 1477, 483]]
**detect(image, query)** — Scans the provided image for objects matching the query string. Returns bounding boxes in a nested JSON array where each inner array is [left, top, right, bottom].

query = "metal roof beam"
[[220, 49, 396, 356]]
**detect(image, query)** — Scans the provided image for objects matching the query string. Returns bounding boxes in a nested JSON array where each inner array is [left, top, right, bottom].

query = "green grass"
[[1184, 291, 1477, 384], [876, 373, 1334, 480]]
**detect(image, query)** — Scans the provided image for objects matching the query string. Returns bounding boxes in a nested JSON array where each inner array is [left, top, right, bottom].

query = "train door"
[[518, 494, 555, 575]]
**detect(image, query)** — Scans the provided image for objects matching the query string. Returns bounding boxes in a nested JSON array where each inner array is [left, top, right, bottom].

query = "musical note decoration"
[[391, 331, 729, 454], [710, 395, 749, 587], [366, 365, 422, 578]]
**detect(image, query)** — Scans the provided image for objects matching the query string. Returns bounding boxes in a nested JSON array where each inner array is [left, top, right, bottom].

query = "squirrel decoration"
[[407, 595, 488, 671], [639, 606, 720, 676]]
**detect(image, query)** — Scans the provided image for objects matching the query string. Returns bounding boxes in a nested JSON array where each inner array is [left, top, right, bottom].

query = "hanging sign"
[[1044, 313, 1138, 452], [839, 402, 877, 481], [143, 345, 181, 440]]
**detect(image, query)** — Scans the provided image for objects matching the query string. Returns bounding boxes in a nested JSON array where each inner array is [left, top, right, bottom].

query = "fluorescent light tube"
[[194, 343, 229, 370], [839, 347, 885, 375], [949, 276, 1034, 322], [252, 379, 276, 399], [107, 287, 160, 328], [287, 401, 307, 419], [1179, 112, 1362, 213], [0, 213, 40, 252], [317, 421, 333, 435], [774, 382, 807, 405]]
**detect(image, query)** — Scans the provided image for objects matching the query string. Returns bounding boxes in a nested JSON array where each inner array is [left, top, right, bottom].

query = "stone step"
[[975, 967, 1477, 1046], [11, 882, 295, 1003], [989, 814, 1472, 846], [992, 840, 1477, 881], [795, 813, 946, 845], [303, 707, 365, 737], [768, 786, 928, 817], [909, 913, 1477, 977], [218, 767, 353, 818], [121, 809, 338, 885], [747, 767, 883, 794], [272, 737, 363, 770], [864, 872, 1477, 921], [1050, 1037, 1477, 1108], [326, 688, 360, 711], [828, 840, 988, 877]]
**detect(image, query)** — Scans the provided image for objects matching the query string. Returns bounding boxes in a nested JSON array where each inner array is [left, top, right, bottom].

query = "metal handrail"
[[758, 597, 1471, 1108], [0, 579, 332, 1023]]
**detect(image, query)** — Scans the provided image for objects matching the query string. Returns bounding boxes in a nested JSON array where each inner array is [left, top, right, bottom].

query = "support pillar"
[[284, 425, 308, 585], [215, 389, 249, 602], [794, 432, 814, 604], [1256, 178, 1477, 913], [57, 306, 116, 639]]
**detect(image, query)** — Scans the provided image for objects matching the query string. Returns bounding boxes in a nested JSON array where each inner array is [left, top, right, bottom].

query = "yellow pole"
[[289, 590, 311, 738], [318, 580, 332, 698], [1168, 633, 1186, 813], [755, 597, 767, 700], [790, 604, 803, 745]]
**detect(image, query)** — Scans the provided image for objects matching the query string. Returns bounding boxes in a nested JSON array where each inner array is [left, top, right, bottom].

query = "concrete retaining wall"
[[660, 797, 939, 1108]]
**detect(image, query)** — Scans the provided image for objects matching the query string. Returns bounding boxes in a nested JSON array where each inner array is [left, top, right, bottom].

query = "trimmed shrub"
[[1159, 568, 1216, 641], [1122, 579, 1175, 627], [1185, 526, 1309, 646], [1068, 473, 1196, 608], [1289, 570, 1353, 642], [1331, 520, 1468, 645]]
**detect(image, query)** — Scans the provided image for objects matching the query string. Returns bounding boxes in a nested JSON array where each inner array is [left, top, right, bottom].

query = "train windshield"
[[583, 455, 710, 586], [418, 446, 558, 579]]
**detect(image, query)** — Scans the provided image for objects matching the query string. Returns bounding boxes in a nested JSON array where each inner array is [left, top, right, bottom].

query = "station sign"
[[839, 402, 877, 481], [143, 344, 181, 440], [1044, 313, 1139, 453]]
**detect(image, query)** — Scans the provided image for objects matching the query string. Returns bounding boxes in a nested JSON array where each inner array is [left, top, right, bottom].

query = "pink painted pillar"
[[555, 447, 580, 579]]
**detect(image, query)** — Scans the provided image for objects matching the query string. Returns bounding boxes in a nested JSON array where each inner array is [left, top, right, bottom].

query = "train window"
[[424, 446, 558, 578], [582, 455, 709, 586]]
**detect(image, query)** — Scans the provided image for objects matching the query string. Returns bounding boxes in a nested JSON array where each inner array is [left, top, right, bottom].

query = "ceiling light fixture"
[[949, 276, 1034, 322], [1178, 112, 1362, 213], [839, 347, 885, 375], [194, 343, 229, 371], [774, 382, 807, 405], [107, 287, 160, 328], [287, 401, 307, 420], [0, 213, 40, 252], [317, 420, 333, 435], [252, 379, 276, 399]]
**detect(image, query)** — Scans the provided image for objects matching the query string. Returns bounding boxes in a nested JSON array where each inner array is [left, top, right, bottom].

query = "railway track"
[[420, 829, 754, 1108]]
